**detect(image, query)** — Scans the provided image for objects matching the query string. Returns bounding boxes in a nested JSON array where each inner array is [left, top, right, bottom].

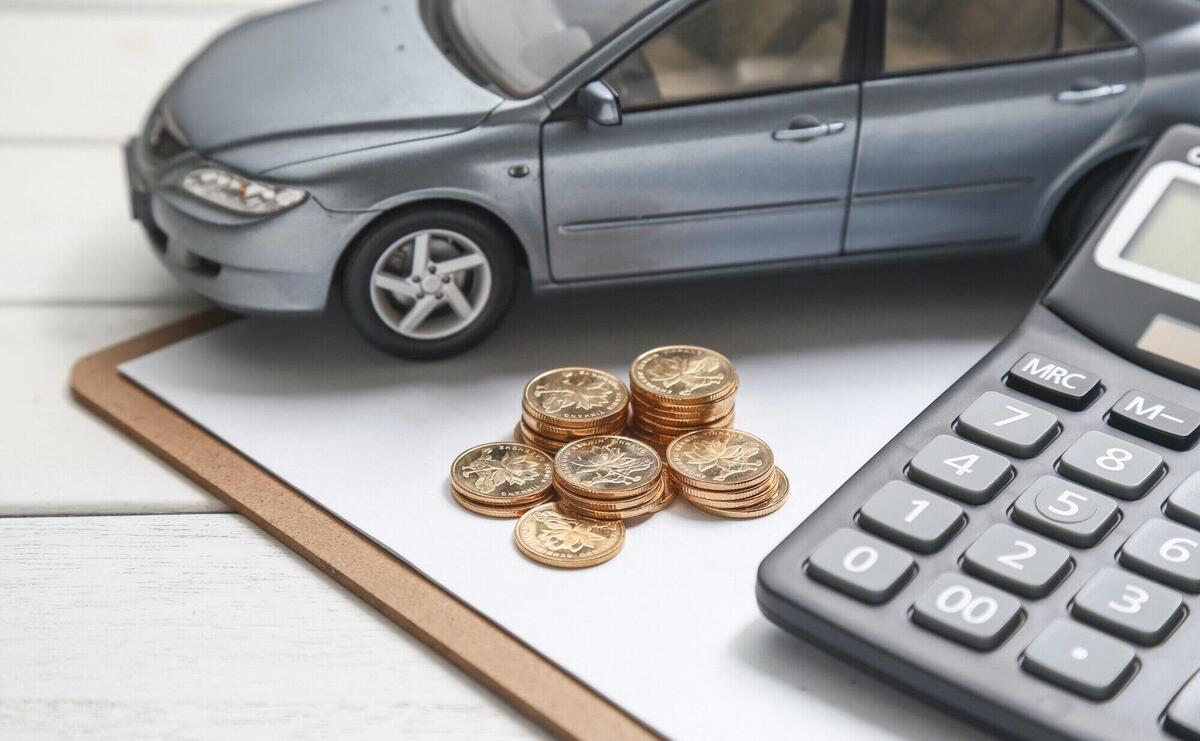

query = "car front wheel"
[[341, 208, 517, 359]]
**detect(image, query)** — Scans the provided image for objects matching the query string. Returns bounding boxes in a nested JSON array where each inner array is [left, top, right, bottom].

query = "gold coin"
[[554, 435, 661, 498], [630, 346, 738, 405], [560, 479, 671, 521], [451, 487, 551, 518], [514, 422, 566, 453], [631, 409, 735, 437], [520, 411, 625, 440], [688, 470, 790, 519], [523, 368, 629, 427], [629, 398, 735, 424], [671, 466, 777, 504], [514, 502, 625, 568], [555, 478, 664, 511], [666, 429, 774, 491], [451, 443, 554, 506]]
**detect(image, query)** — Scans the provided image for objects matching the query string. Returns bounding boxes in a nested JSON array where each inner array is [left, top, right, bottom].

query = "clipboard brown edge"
[[70, 310, 658, 741]]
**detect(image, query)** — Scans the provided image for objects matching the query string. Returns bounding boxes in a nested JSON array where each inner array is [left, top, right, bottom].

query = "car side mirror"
[[577, 80, 622, 127]]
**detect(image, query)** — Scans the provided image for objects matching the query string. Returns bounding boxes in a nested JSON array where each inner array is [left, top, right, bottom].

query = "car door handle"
[[772, 120, 846, 142], [1055, 83, 1128, 103]]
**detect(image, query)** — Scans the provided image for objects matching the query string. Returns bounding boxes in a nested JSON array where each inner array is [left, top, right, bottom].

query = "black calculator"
[[758, 125, 1200, 741]]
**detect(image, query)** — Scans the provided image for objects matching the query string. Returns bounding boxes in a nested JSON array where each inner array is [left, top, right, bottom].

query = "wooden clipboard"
[[70, 310, 658, 741]]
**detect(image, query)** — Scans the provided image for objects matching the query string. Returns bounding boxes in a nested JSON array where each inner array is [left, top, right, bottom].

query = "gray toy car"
[[126, 0, 1200, 358]]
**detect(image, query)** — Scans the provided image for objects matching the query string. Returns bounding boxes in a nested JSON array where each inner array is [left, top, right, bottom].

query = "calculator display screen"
[[1120, 179, 1200, 287]]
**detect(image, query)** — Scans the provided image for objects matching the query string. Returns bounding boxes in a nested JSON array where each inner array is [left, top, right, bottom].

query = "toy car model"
[[125, 0, 1200, 359]]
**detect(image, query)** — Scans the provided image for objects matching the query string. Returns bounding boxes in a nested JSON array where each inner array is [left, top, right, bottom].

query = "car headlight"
[[180, 166, 307, 215]]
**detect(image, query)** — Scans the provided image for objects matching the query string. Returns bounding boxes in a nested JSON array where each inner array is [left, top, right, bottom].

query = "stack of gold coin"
[[552, 436, 674, 521], [627, 346, 738, 451], [515, 367, 629, 453], [450, 442, 555, 518], [665, 429, 789, 519]]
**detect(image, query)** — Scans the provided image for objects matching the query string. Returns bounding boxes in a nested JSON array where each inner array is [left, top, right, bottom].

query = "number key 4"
[[908, 435, 1014, 505]]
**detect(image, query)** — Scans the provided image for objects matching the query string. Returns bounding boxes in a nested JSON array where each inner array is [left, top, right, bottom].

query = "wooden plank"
[[0, 145, 199, 305], [0, 305, 228, 515], [0, 8, 268, 141], [0, 513, 543, 740]]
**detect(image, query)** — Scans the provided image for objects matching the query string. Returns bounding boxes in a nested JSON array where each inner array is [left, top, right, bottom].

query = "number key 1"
[[858, 481, 965, 553]]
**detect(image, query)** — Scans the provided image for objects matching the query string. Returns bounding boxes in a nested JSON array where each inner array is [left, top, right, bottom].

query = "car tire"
[[1047, 152, 1137, 259], [340, 207, 518, 360]]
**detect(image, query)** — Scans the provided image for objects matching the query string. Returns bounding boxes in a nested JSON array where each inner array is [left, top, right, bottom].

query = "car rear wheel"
[[341, 208, 517, 359]]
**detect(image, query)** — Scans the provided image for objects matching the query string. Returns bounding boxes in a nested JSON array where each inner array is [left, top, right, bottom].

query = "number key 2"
[[962, 523, 1072, 598]]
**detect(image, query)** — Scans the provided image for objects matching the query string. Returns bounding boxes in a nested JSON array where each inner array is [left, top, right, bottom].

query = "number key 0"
[[806, 528, 915, 604]]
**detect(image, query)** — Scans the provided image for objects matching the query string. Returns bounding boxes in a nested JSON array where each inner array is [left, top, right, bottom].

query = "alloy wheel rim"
[[369, 228, 493, 340]]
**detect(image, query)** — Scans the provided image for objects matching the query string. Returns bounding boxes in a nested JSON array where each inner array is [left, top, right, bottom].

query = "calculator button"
[[858, 481, 965, 553], [1167, 472, 1200, 531], [1166, 670, 1200, 740], [907, 435, 1013, 505], [807, 528, 915, 604], [1107, 390, 1200, 451], [1021, 620, 1136, 700], [1010, 476, 1119, 548], [1120, 519, 1200, 592], [1071, 568, 1184, 645], [911, 572, 1022, 650], [962, 523, 1072, 598], [1005, 353, 1102, 411], [1057, 431, 1165, 500], [955, 392, 1059, 458]]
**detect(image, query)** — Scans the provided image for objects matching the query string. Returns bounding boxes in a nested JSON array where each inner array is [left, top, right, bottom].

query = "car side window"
[[884, 0, 1056, 74], [603, 0, 853, 110], [1061, 0, 1123, 53], [884, 0, 1125, 76]]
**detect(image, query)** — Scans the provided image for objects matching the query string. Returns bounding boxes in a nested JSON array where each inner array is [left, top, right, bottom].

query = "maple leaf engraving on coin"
[[644, 355, 724, 394], [568, 443, 654, 486], [461, 448, 544, 494], [534, 509, 615, 553], [682, 439, 764, 482], [533, 373, 615, 414]]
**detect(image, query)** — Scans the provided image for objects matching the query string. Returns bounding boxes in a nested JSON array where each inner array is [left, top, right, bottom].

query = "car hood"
[[166, 0, 502, 168]]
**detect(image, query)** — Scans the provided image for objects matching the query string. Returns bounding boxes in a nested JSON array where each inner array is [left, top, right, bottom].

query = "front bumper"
[[125, 138, 358, 315]]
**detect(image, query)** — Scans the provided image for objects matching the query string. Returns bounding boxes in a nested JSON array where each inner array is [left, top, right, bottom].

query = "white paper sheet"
[[121, 255, 1050, 739]]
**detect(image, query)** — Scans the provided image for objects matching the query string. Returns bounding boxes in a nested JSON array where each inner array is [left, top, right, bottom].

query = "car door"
[[845, 0, 1142, 253], [542, 0, 861, 282]]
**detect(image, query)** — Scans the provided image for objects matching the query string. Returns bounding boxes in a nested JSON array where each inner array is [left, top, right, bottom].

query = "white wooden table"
[[0, 1, 541, 737]]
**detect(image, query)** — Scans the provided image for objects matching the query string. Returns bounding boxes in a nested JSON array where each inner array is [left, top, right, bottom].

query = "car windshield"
[[444, 0, 663, 97]]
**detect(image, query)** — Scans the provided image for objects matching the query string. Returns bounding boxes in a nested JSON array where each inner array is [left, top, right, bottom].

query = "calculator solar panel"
[[758, 127, 1200, 741]]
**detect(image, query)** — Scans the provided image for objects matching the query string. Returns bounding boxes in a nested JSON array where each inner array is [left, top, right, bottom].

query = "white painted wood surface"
[[0, 1, 543, 737], [0, 515, 541, 740]]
